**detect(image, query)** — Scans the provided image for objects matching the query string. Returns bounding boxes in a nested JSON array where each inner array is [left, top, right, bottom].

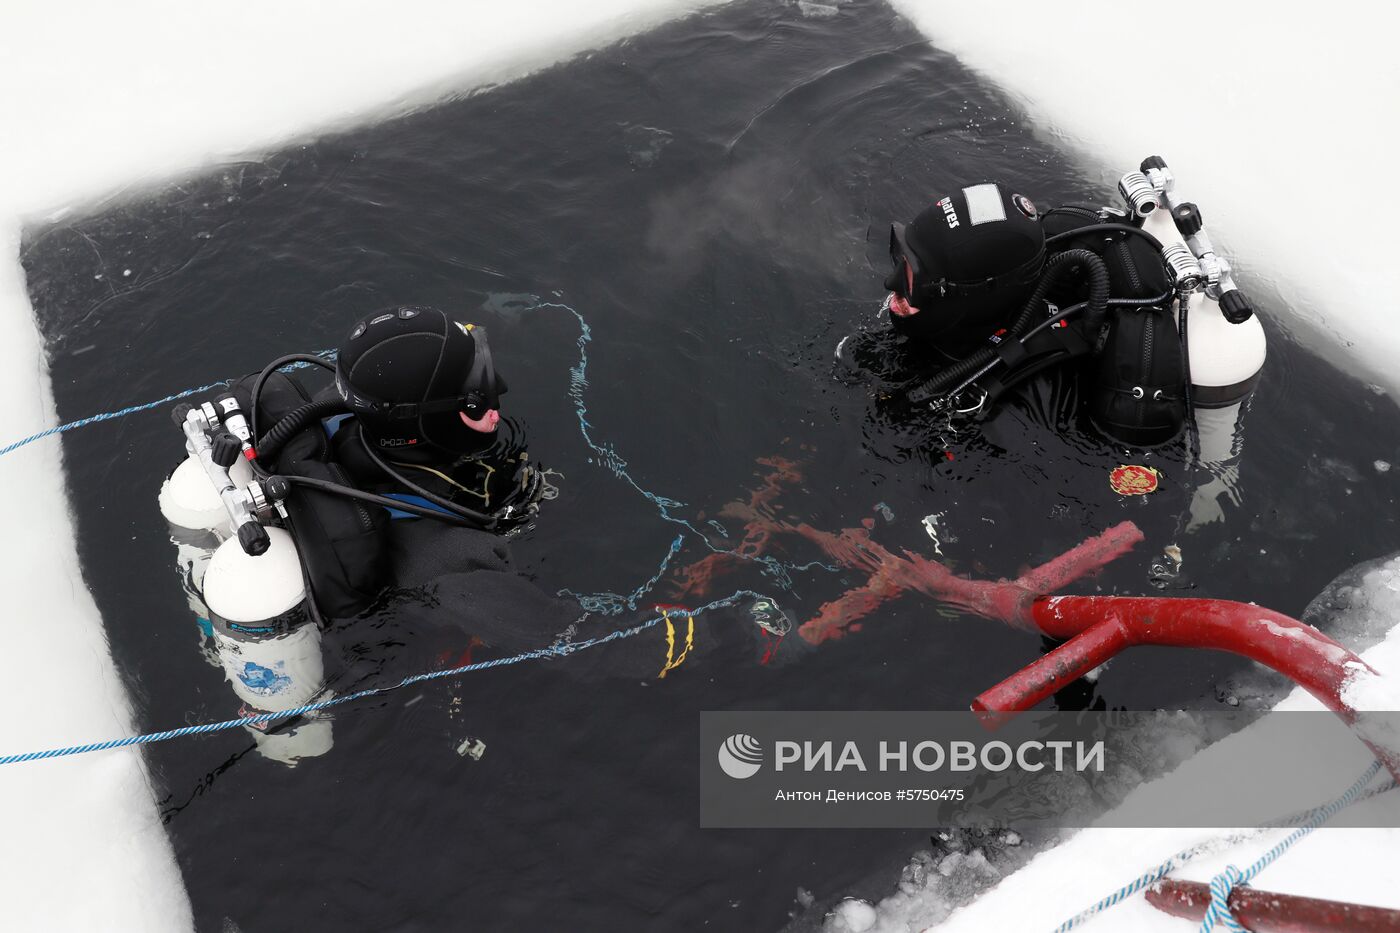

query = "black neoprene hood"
[[894, 182, 1046, 340], [336, 306, 506, 454]]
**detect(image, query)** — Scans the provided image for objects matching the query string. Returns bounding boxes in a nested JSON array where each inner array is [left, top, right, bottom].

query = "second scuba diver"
[[855, 164, 1262, 454], [841, 163, 1266, 605], [862, 180, 1193, 448]]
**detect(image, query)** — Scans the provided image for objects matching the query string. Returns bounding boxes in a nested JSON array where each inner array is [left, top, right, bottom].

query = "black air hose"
[[249, 353, 337, 443], [255, 397, 348, 465], [1177, 284, 1198, 459], [277, 474, 488, 528], [911, 249, 1109, 399]]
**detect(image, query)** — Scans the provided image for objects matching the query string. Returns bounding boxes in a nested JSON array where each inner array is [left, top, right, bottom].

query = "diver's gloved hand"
[[494, 462, 548, 527]]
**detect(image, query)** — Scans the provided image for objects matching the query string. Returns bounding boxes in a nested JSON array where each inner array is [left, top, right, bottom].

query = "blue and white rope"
[[546, 301, 835, 587], [1197, 758, 1385, 932], [1048, 848, 1196, 933], [1048, 759, 1388, 932], [562, 534, 687, 615], [0, 351, 337, 460], [0, 583, 787, 767], [0, 381, 231, 458]]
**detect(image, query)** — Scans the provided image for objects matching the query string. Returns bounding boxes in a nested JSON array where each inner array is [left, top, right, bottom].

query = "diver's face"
[[460, 409, 500, 433]]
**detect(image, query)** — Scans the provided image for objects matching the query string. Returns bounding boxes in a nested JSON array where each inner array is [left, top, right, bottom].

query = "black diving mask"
[[459, 326, 507, 419], [885, 222, 919, 297]]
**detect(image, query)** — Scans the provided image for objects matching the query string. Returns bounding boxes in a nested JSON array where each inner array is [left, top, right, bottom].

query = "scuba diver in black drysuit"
[[240, 305, 556, 628], [834, 177, 1237, 617], [165, 306, 569, 761], [852, 181, 1190, 449], [214, 304, 768, 681], [332, 307, 537, 523]]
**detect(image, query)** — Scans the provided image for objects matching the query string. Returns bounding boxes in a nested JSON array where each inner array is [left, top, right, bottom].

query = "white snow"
[[0, 0, 726, 928], [1345, 663, 1400, 712]]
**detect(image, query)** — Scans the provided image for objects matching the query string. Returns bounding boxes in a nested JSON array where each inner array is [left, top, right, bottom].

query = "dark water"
[[20, 1, 1400, 929]]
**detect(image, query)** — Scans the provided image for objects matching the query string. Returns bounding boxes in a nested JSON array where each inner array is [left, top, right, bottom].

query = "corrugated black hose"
[[253, 398, 348, 466], [1178, 283, 1198, 459], [907, 249, 1110, 403]]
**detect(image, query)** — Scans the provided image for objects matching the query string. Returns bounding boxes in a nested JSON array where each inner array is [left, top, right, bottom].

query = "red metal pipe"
[[972, 616, 1130, 726], [1029, 596, 1369, 717], [1146, 878, 1400, 931], [973, 595, 1400, 780]]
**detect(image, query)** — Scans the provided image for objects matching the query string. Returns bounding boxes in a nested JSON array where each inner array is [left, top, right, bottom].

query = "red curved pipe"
[[973, 595, 1400, 780]]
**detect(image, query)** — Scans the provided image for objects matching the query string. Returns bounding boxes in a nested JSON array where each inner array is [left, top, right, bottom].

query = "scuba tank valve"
[[212, 394, 257, 460], [1162, 242, 1204, 290], [1141, 156, 1254, 323], [178, 403, 285, 555], [1117, 171, 1159, 218]]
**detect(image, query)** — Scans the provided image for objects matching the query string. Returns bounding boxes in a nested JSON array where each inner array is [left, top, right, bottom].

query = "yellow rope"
[[657, 611, 695, 679]]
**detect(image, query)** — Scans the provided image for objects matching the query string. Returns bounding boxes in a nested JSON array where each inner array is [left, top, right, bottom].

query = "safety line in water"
[[0, 586, 776, 765]]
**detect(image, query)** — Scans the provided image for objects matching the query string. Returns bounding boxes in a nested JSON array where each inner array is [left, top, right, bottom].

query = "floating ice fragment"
[[827, 898, 877, 932]]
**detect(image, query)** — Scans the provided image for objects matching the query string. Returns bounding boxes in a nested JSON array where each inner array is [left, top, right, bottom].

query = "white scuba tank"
[[1141, 206, 1267, 424], [1130, 164, 1265, 475], [158, 453, 256, 532], [159, 425, 333, 759], [160, 453, 249, 637], [202, 526, 325, 712], [1134, 169, 1261, 530], [164, 523, 228, 668]]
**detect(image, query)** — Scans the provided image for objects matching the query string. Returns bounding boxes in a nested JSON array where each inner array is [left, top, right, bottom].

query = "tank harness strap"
[[994, 336, 1032, 370], [978, 324, 1094, 413]]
